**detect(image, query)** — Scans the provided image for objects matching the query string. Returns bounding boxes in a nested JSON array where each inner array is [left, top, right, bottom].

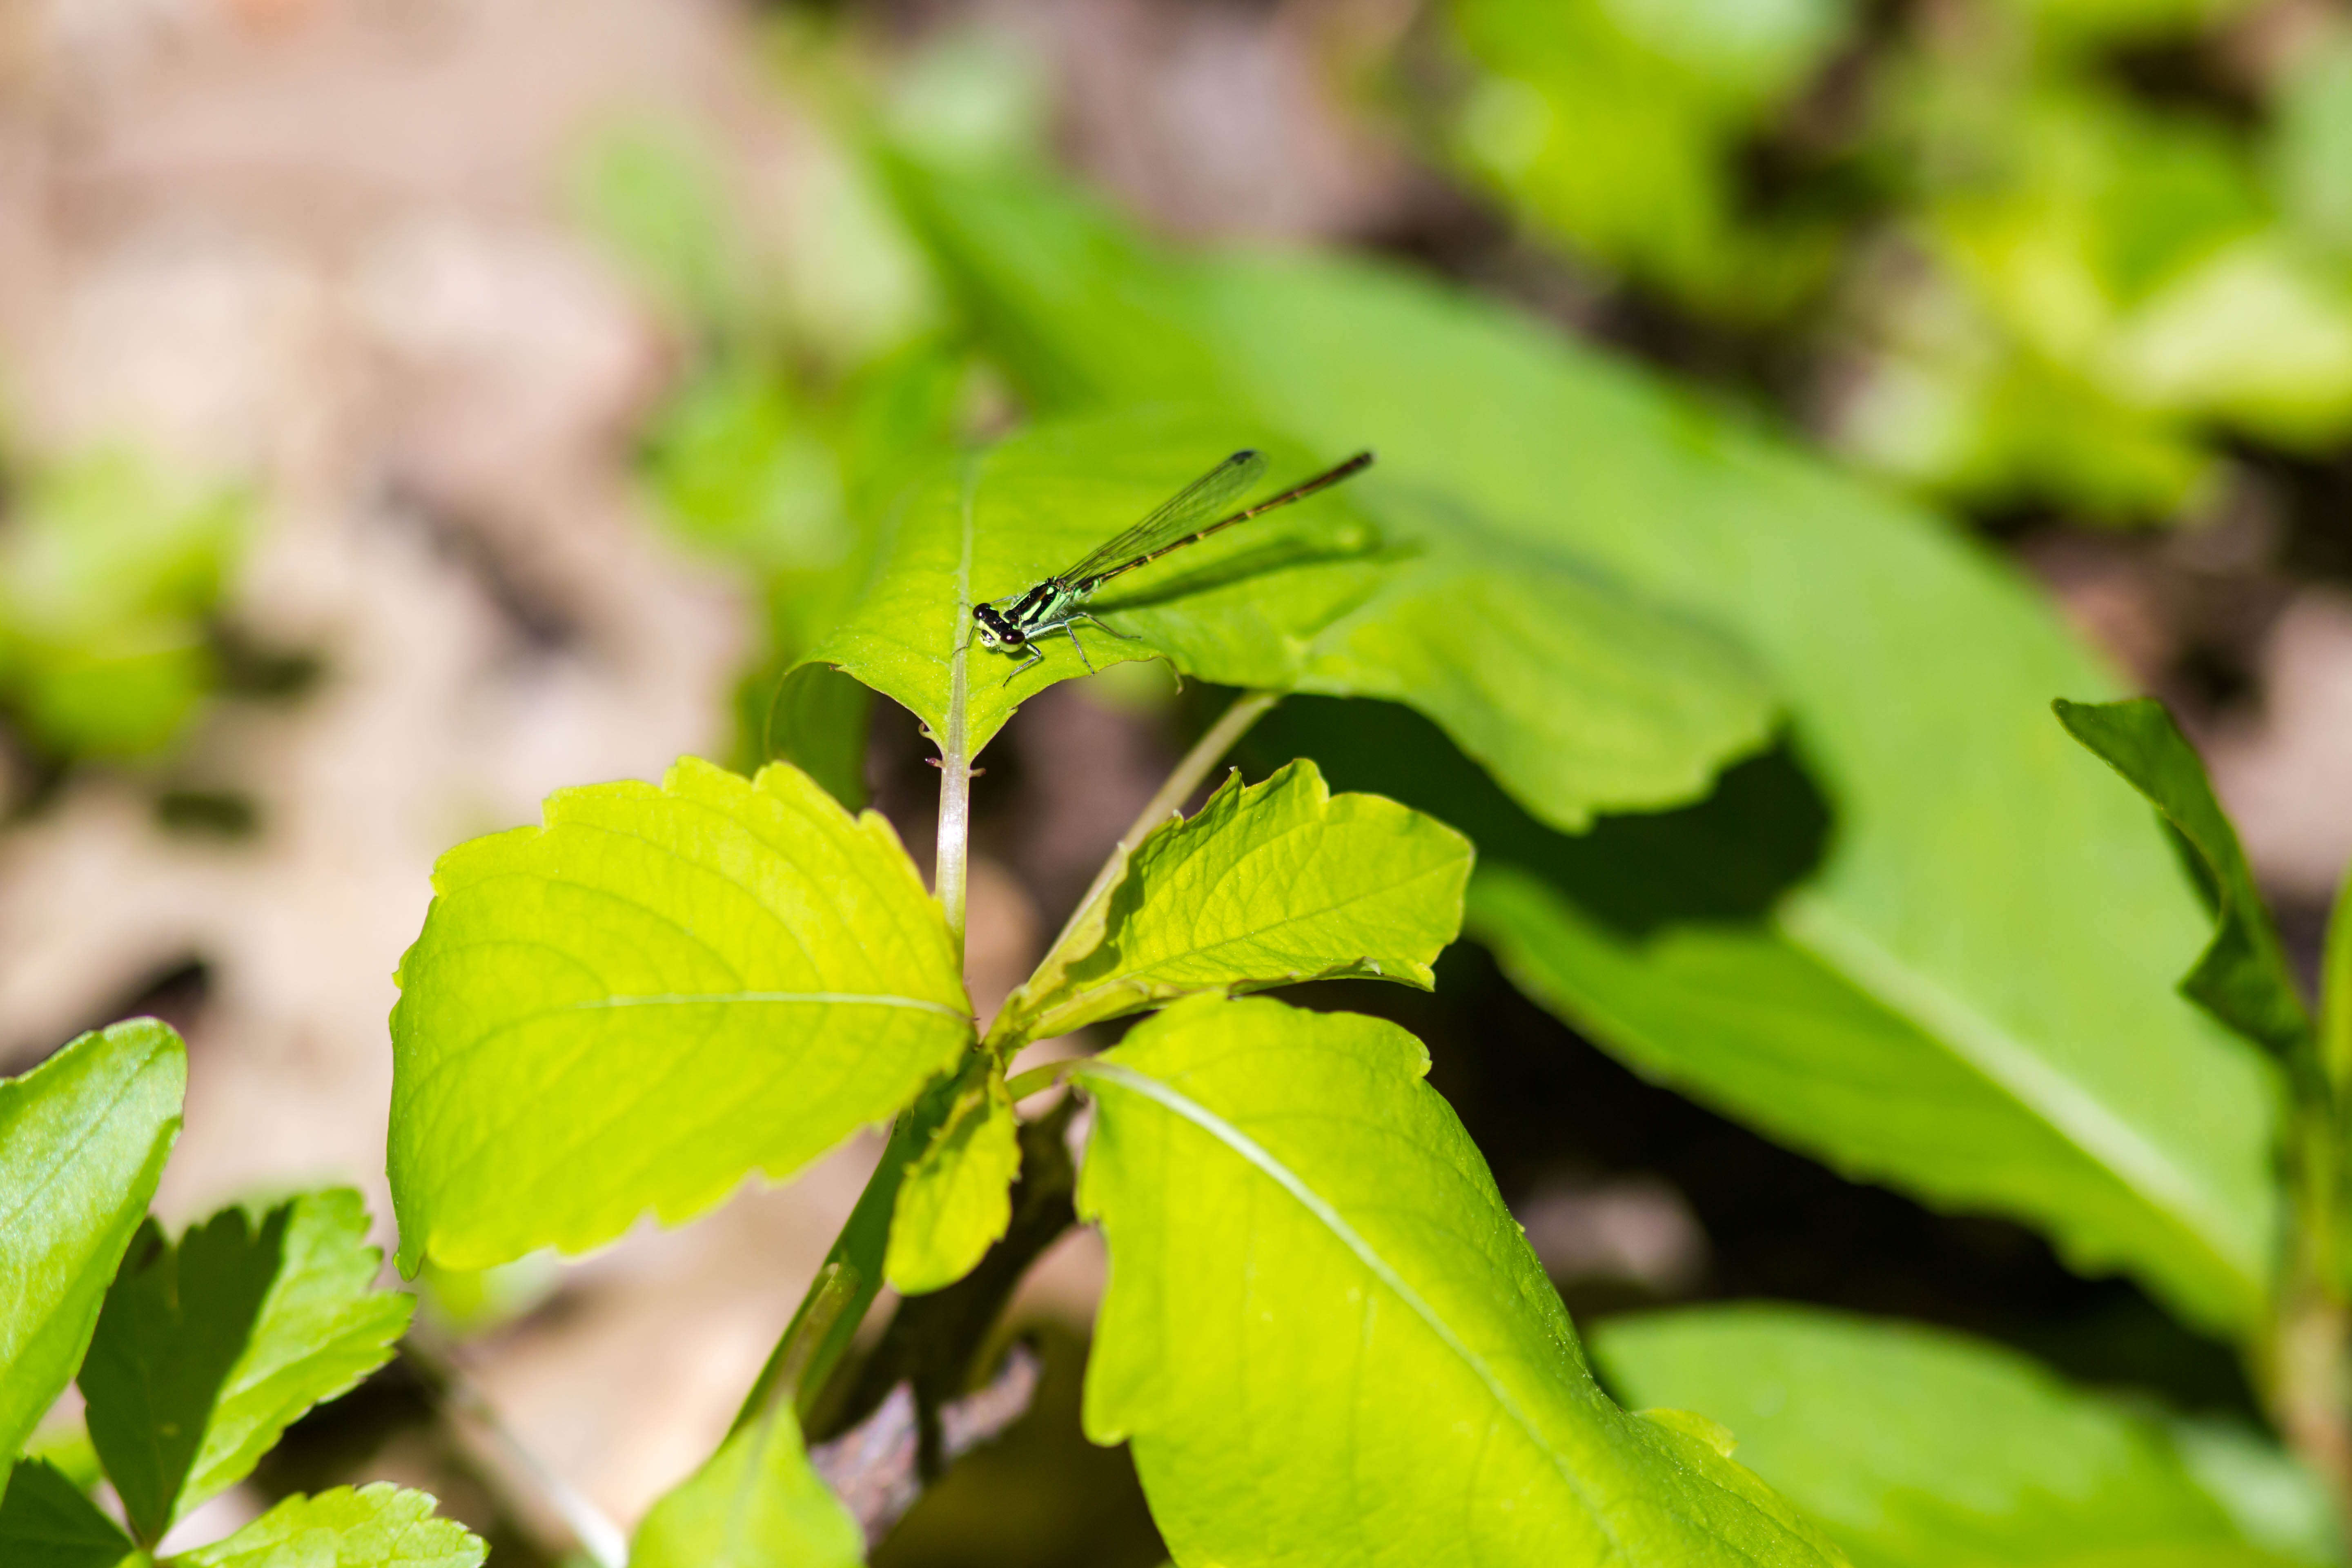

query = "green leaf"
[[886, 1067, 1020, 1295], [0, 1020, 184, 1503], [1592, 1305, 2321, 1567], [0, 1460, 138, 1568], [995, 759, 1472, 1047], [762, 663, 873, 811], [888, 153, 2279, 1332], [2055, 697, 2311, 1057], [1074, 996, 1844, 1567], [800, 407, 1777, 829], [630, 1399, 862, 1568], [169, 1484, 485, 1568], [80, 1189, 412, 1543], [388, 755, 972, 1272], [1469, 860, 2256, 1341]]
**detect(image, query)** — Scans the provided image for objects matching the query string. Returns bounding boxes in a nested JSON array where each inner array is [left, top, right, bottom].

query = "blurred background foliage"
[[11, 0, 2352, 1563], [0, 450, 247, 763]]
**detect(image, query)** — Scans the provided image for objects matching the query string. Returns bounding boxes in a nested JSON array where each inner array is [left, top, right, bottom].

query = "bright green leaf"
[[886, 1068, 1020, 1295], [169, 1484, 485, 1568], [1074, 996, 1844, 1567], [80, 1189, 411, 1543], [0, 1460, 137, 1568], [802, 407, 1776, 830], [2055, 697, 2310, 1057], [0, 1020, 184, 1504], [888, 153, 2278, 1332], [995, 759, 1472, 1047], [630, 1399, 862, 1568], [388, 756, 972, 1272], [1592, 1304, 2321, 1567]]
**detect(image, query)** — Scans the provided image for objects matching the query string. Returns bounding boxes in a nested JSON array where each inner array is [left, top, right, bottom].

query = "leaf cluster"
[[374, 56, 2352, 1568], [0, 1021, 483, 1567]]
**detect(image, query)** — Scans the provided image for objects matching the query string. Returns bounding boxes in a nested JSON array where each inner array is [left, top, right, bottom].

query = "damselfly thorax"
[[972, 448, 1373, 681]]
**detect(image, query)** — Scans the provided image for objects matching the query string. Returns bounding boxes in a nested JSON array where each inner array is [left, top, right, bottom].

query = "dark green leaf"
[[2055, 697, 2310, 1056], [1075, 996, 1844, 1566], [0, 1460, 137, 1568], [79, 1189, 411, 1544], [0, 1020, 184, 1502], [389, 757, 972, 1272], [762, 664, 873, 811]]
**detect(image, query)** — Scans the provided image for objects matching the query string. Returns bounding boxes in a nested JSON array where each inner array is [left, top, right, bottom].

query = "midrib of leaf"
[[935, 448, 985, 950], [559, 993, 970, 1019], [1077, 1059, 1624, 1552], [1786, 895, 2259, 1285]]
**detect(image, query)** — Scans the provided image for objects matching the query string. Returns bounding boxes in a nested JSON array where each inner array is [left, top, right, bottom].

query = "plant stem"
[[1038, 688, 1281, 965], [730, 1080, 961, 1436], [933, 461, 982, 962], [737, 460, 994, 1435], [2273, 1094, 2352, 1536], [1004, 1058, 1080, 1102]]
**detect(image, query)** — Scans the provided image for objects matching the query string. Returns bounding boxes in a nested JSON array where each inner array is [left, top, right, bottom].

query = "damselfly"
[[973, 448, 1374, 678]]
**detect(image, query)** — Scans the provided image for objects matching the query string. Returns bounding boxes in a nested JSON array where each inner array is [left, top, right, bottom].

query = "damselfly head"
[[972, 603, 1023, 648]]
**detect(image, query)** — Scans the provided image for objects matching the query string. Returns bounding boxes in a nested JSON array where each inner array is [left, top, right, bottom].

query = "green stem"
[[934, 461, 982, 961], [1004, 1058, 1081, 1102], [735, 461, 994, 1433], [729, 1083, 959, 1435], [2272, 1094, 2352, 1538]]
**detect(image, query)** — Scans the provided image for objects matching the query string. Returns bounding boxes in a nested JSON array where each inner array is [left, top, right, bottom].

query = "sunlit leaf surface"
[[996, 759, 1471, 1047], [886, 1068, 1022, 1295], [389, 756, 972, 1271], [0, 1021, 183, 1506], [631, 1399, 863, 1568], [1076, 996, 1845, 1567], [171, 1484, 485, 1568], [801, 408, 1778, 831]]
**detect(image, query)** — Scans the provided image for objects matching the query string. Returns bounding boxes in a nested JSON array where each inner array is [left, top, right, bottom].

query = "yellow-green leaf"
[[389, 756, 972, 1272]]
